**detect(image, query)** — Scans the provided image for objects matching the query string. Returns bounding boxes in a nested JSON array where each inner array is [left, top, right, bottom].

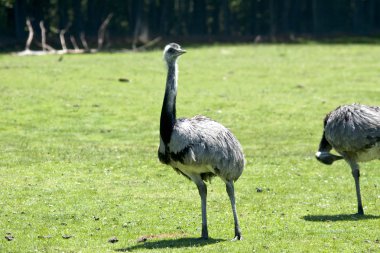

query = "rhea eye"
[[168, 48, 175, 54]]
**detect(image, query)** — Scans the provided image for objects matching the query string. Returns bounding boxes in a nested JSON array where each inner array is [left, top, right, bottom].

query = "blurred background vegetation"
[[1, 0, 380, 50]]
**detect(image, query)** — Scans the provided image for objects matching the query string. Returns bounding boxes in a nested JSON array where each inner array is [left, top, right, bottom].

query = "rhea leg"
[[226, 180, 242, 240], [347, 160, 364, 215], [195, 179, 208, 239]]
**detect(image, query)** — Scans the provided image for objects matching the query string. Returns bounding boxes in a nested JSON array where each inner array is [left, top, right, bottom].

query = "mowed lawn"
[[0, 44, 379, 252]]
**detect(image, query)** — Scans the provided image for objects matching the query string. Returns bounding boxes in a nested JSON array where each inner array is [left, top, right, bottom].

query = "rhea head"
[[163, 43, 186, 66]]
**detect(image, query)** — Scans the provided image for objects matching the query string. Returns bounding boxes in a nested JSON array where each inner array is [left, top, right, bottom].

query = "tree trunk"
[[210, 0, 220, 35], [312, 0, 321, 34], [87, 0, 97, 36], [58, 0, 69, 30], [352, 0, 369, 34], [192, 0, 207, 35], [73, 0, 84, 36], [14, 0, 27, 39], [269, 0, 276, 41], [220, 0, 230, 35], [159, 0, 174, 36]]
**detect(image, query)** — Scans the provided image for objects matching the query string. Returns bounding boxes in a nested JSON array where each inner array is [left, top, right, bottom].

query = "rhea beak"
[[177, 49, 186, 55]]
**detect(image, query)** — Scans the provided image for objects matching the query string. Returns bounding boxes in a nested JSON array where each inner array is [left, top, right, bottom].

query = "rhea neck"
[[160, 59, 179, 145]]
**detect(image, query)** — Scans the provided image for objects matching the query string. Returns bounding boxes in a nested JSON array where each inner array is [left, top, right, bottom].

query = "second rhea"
[[316, 104, 380, 215]]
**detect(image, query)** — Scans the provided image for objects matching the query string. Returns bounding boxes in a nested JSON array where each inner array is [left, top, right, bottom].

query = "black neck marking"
[[160, 63, 177, 145]]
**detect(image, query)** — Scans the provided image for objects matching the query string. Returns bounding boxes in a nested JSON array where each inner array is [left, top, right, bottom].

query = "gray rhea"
[[158, 43, 245, 240], [316, 104, 380, 215]]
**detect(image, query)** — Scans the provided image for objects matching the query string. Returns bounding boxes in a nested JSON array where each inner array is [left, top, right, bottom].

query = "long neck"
[[160, 62, 178, 145]]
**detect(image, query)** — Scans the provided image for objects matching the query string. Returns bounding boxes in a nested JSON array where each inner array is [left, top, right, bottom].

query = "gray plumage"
[[158, 43, 245, 240], [316, 104, 380, 215], [165, 116, 244, 179]]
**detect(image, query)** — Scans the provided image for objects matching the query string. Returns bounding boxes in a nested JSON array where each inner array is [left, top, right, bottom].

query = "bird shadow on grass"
[[302, 213, 380, 222], [115, 237, 225, 252]]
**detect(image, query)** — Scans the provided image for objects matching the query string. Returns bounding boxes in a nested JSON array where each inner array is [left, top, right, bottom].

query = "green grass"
[[0, 44, 380, 252]]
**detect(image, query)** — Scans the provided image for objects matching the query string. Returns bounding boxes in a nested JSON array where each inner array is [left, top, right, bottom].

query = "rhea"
[[316, 104, 380, 215], [158, 43, 245, 240]]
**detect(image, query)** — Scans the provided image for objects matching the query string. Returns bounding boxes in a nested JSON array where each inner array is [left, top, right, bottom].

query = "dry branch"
[[98, 13, 113, 50], [39, 21, 46, 51], [16, 14, 132, 56], [59, 30, 67, 51], [59, 23, 71, 52], [134, 37, 162, 51], [25, 18, 34, 51], [70, 35, 80, 51], [80, 32, 89, 51], [39, 21, 55, 52]]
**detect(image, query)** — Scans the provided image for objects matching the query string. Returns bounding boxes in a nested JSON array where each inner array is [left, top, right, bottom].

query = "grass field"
[[0, 44, 380, 252]]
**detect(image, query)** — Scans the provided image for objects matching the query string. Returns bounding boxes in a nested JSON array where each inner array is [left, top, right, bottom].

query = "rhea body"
[[316, 104, 380, 215], [158, 43, 245, 240]]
